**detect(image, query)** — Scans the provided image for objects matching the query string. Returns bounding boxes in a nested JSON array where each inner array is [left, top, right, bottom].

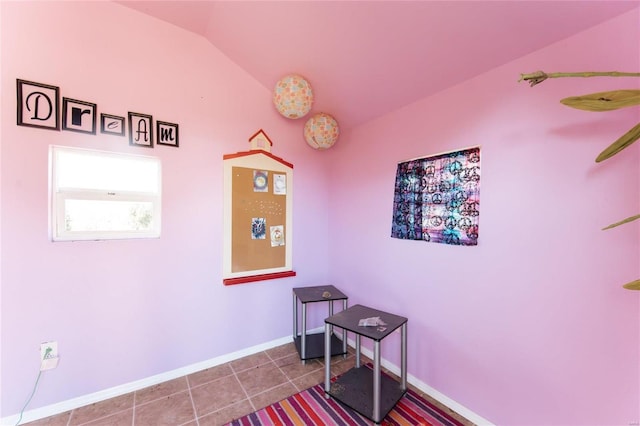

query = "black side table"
[[292, 285, 348, 363], [324, 304, 407, 424]]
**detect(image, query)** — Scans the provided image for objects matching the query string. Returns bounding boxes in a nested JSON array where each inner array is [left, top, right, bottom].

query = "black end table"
[[292, 285, 348, 363], [324, 304, 407, 424]]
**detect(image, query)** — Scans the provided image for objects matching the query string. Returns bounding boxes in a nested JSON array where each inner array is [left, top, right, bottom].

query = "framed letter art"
[[156, 120, 179, 147], [128, 112, 153, 148], [16, 79, 60, 131], [100, 114, 125, 136], [62, 98, 97, 134]]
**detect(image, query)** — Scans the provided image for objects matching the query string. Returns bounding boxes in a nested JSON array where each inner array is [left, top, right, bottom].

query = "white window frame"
[[50, 145, 162, 241]]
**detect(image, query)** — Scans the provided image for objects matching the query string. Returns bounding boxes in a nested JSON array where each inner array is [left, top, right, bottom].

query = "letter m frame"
[[157, 120, 179, 148]]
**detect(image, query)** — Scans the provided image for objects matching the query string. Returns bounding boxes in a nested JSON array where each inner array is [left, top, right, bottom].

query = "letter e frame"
[[16, 79, 60, 131], [128, 112, 154, 148], [100, 113, 125, 136], [156, 120, 179, 148]]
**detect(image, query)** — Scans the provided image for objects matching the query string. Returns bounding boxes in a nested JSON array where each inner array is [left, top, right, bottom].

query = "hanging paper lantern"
[[304, 113, 339, 150], [273, 74, 314, 119]]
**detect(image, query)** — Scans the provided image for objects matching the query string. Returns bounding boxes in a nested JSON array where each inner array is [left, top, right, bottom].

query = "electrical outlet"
[[40, 341, 59, 371], [41, 341, 58, 360]]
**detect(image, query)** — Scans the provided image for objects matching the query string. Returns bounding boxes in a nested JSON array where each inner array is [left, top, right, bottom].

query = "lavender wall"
[[327, 9, 639, 425], [0, 1, 331, 416]]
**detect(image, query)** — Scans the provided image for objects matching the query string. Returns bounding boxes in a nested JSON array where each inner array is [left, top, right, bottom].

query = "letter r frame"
[[62, 97, 97, 135]]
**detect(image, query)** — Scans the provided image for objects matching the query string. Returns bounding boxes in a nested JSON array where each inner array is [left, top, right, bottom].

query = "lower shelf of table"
[[326, 366, 406, 423], [293, 333, 345, 360]]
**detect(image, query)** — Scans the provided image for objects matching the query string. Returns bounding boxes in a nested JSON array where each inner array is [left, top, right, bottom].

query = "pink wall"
[[327, 9, 639, 426], [2, 2, 638, 425], [0, 1, 331, 416]]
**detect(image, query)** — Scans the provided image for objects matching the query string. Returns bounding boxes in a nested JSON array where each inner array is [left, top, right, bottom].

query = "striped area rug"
[[228, 384, 464, 426]]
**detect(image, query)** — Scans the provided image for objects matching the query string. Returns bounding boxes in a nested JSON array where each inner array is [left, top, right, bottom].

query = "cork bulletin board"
[[222, 149, 295, 285]]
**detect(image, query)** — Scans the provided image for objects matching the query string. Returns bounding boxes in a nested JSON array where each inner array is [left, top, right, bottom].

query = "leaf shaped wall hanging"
[[519, 70, 640, 290]]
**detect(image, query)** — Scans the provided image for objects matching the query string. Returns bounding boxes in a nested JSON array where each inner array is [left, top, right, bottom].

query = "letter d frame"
[[17, 79, 60, 131]]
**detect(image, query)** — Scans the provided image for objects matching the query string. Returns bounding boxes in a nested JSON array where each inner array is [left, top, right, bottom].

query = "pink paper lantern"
[[273, 74, 313, 119], [304, 113, 339, 150]]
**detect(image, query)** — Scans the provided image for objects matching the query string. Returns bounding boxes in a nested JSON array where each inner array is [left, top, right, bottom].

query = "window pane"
[[64, 199, 155, 232], [51, 146, 161, 241], [56, 149, 159, 193]]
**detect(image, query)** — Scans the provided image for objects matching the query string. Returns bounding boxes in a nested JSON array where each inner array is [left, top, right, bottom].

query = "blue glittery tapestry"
[[391, 147, 480, 246]]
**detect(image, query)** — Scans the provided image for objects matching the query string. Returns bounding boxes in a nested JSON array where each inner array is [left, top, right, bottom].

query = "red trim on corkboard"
[[223, 150, 294, 169], [223, 270, 297, 286]]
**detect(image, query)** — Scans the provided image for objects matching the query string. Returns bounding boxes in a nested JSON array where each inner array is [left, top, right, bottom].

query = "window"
[[50, 146, 161, 241]]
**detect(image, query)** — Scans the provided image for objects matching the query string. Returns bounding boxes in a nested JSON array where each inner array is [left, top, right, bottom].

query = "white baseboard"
[[3, 329, 493, 426], [2, 335, 292, 426]]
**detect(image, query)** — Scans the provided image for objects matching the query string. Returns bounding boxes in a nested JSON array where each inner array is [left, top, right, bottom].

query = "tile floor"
[[23, 342, 474, 426]]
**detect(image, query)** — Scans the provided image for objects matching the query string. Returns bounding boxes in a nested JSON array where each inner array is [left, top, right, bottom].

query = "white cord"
[[14, 371, 42, 426]]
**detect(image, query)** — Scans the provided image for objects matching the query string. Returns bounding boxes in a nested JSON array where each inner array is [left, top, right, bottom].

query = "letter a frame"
[[128, 112, 154, 148], [17, 79, 60, 131]]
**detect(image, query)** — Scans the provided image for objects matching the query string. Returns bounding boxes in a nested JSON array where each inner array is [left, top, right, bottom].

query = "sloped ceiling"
[[116, 1, 639, 130]]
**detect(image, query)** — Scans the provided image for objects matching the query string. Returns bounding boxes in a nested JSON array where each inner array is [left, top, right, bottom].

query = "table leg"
[[355, 334, 361, 368], [301, 303, 307, 364], [292, 293, 297, 339], [373, 340, 381, 423], [328, 300, 334, 336], [401, 322, 407, 390], [342, 299, 348, 356], [324, 322, 331, 397]]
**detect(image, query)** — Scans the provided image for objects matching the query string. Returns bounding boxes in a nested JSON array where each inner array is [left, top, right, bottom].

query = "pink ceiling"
[[117, 1, 639, 130]]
